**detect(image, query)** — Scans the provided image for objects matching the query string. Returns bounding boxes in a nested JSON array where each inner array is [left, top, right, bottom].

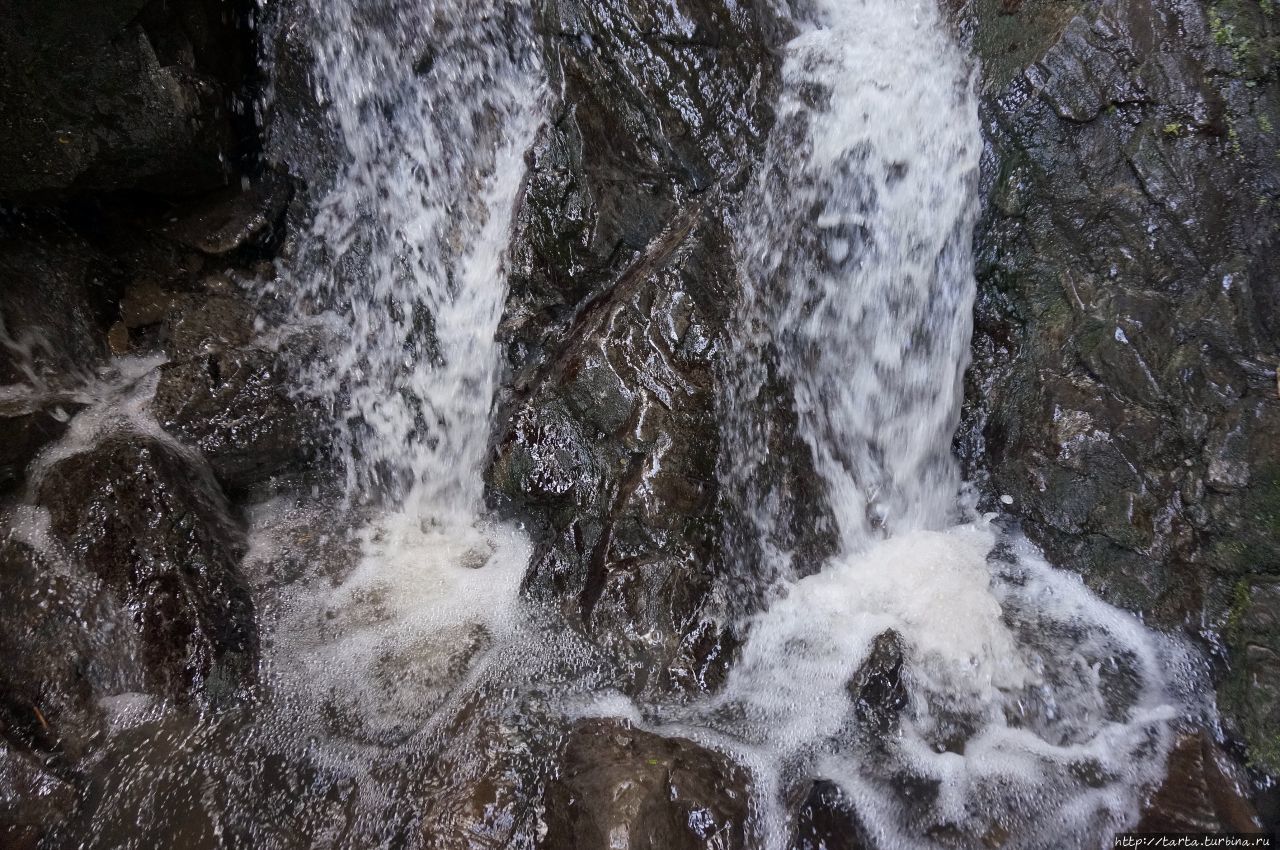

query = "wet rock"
[[541, 718, 753, 850], [957, 0, 1280, 771], [160, 176, 292, 256], [152, 342, 318, 493], [0, 742, 76, 849], [847, 630, 908, 736], [790, 780, 874, 850], [1136, 731, 1262, 833], [34, 433, 257, 703], [0, 0, 255, 197], [490, 0, 827, 697], [0, 527, 143, 760], [0, 219, 112, 389]]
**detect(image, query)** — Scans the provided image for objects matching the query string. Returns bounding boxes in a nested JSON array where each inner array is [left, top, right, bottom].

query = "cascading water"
[[272, 0, 542, 523], [676, 1, 1207, 847], [46, 0, 1225, 845]]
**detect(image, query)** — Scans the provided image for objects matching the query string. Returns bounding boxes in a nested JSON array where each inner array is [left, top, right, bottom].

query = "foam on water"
[[690, 0, 1207, 845]]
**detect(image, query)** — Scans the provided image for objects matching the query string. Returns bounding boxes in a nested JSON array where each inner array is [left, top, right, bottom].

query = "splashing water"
[[270, 0, 542, 522], [695, 0, 1206, 846]]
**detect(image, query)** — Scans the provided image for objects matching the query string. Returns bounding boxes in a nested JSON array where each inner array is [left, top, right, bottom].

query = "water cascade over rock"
[[1, 0, 1276, 845]]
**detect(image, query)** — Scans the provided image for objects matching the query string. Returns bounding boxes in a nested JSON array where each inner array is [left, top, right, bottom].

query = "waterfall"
[[272, 0, 542, 524], [697, 1, 1202, 846]]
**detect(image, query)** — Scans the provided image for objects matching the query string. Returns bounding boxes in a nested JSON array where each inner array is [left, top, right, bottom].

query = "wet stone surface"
[[957, 0, 1280, 781], [541, 718, 753, 850], [35, 434, 258, 704]]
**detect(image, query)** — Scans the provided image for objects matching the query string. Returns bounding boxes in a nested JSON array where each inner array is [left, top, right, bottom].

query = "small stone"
[[106, 321, 130, 355], [1000, 494, 1014, 505]]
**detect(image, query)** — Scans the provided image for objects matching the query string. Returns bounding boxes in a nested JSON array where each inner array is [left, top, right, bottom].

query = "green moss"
[[1163, 121, 1184, 136], [1219, 472, 1280, 574], [1261, 113, 1275, 134], [1226, 578, 1252, 642]]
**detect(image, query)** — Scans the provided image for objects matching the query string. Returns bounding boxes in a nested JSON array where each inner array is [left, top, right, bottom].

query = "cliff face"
[[957, 0, 1280, 784]]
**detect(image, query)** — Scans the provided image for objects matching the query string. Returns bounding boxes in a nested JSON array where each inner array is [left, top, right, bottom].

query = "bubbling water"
[[694, 0, 1205, 846], [268, 0, 542, 522]]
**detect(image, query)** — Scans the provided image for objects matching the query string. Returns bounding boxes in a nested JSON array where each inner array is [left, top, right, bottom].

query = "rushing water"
[[42, 0, 1217, 846], [685, 0, 1204, 847]]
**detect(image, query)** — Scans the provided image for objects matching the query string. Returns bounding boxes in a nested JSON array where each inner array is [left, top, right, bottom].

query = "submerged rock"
[[847, 630, 908, 736], [790, 780, 874, 850], [34, 433, 257, 703], [957, 0, 1280, 777], [541, 718, 753, 850]]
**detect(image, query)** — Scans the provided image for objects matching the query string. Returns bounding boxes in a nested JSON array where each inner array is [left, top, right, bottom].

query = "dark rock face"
[[0, 218, 112, 389], [153, 344, 319, 494], [0, 741, 77, 849], [790, 780, 873, 850], [0, 0, 255, 198], [847, 630, 908, 737], [541, 718, 752, 850], [0, 532, 139, 761], [0, 399, 83, 495], [958, 0, 1280, 771], [34, 434, 257, 703], [491, 0, 822, 695]]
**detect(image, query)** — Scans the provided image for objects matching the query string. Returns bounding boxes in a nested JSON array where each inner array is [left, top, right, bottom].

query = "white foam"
[[700, 0, 1204, 845]]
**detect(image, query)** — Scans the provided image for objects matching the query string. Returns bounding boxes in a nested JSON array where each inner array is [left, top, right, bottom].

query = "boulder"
[[847, 630, 908, 737], [34, 433, 257, 703], [152, 341, 319, 494], [0, 0, 255, 198], [0, 530, 135, 760], [541, 718, 753, 850]]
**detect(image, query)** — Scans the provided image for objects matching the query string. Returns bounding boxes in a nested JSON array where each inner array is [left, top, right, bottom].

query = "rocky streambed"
[[0, 0, 1278, 847]]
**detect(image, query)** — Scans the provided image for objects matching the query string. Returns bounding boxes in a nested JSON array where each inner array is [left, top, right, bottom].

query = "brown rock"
[[1136, 731, 1262, 833], [541, 718, 753, 850]]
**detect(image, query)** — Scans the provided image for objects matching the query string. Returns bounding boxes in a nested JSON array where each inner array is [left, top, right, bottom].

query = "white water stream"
[[83, 0, 1207, 847], [676, 0, 1206, 847]]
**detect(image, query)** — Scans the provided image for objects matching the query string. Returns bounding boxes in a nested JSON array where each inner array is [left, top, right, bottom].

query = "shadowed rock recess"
[[0, 0, 1278, 844], [953, 0, 1280, 798]]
